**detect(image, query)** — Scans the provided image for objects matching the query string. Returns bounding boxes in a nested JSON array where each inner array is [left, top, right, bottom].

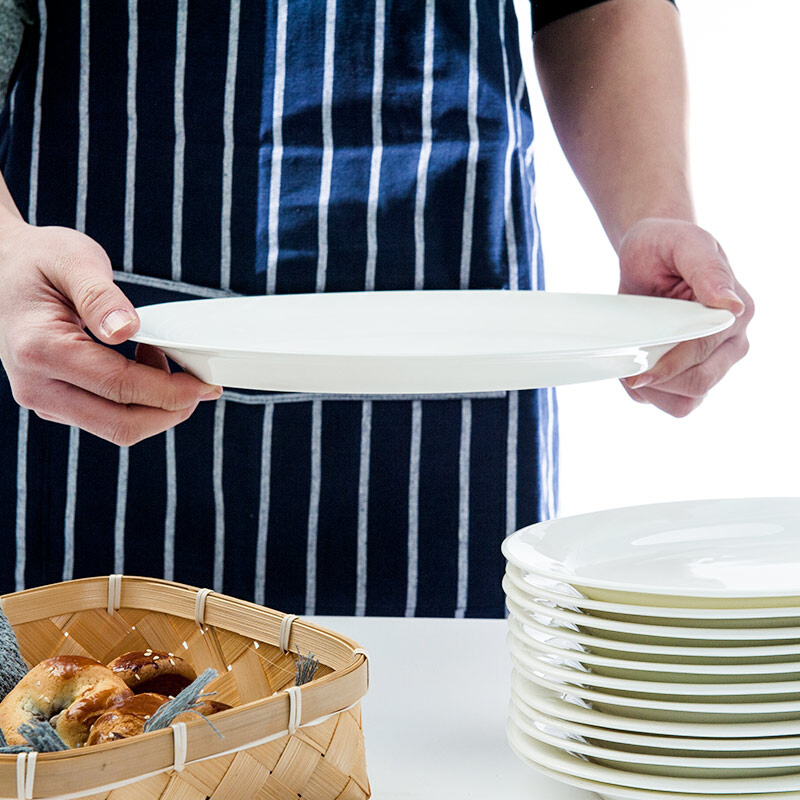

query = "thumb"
[[678, 236, 745, 317], [50, 244, 140, 345]]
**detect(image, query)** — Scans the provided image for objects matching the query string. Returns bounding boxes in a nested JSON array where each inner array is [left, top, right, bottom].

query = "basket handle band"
[[279, 613, 298, 653], [107, 574, 123, 615], [194, 588, 212, 628], [284, 685, 302, 735], [172, 722, 188, 772], [16, 751, 36, 800], [352, 648, 370, 690]]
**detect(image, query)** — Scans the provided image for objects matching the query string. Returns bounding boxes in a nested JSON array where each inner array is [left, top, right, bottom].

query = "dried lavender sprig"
[[17, 721, 69, 751], [143, 668, 223, 738], [0, 745, 35, 754], [0, 608, 29, 702], [294, 649, 319, 686]]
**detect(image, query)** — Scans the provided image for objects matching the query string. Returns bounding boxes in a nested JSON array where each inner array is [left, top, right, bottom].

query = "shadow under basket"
[[0, 575, 370, 800]]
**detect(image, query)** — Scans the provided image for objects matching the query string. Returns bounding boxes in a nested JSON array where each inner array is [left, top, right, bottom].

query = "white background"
[[515, 0, 800, 518]]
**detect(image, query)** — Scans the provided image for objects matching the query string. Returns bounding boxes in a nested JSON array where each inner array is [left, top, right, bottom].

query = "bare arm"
[[534, 0, 753, 416]]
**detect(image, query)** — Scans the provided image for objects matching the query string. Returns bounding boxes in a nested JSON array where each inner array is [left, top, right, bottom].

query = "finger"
[[624, 329, 730, 390], [629, 385, 706, 418], [620, 380, 649, 404], [135, 342, 170, 373], [33, 379, 199, 446], [46, 241, 141, 345], [676, 233, 745, 316], [38, 335, 221, 410], [631, 338, 748, 400]]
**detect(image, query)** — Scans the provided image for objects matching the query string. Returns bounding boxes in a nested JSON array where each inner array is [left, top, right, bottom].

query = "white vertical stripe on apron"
[[212, 398, 226, 592], [499, 0, 519, 291], [15, 408, 28, 592], [305, 399, 322, 615], [506, 389, 518, 536], [16, 0, 47, 590], [364, 0, 385, 292], [62, 427, 79, 581], [123, 0, 138, 272], [163, 427, 177, 580], [266, 0, 288, 295], [459, 0, 479, 290], [76, 0, 89, 233], [220, 0, 240, 291], [405, 399, 422, 616], [355, 400, 372, 616], [413, 0, 435, 291], [171, 0, 187, 282], [315, 0, 337, 293], [254, 402, 274, 606], [455, 398, 472, 618], [114, 446, 129, 572], [28, 0, 46, 224]]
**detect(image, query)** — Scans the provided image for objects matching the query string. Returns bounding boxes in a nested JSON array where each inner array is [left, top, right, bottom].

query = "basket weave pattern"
[[0, 576, 370, 800]]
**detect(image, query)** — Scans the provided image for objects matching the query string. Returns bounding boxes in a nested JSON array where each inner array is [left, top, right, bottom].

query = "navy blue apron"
[[0, 0, 558, 617]]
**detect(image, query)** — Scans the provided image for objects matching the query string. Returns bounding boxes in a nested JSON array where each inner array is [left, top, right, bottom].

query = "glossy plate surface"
[[503, 498, 800, 598], [131, 291, 733, 393]]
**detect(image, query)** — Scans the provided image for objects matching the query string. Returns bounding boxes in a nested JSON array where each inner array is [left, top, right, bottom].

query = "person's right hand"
[[0, 218, 222, 446]]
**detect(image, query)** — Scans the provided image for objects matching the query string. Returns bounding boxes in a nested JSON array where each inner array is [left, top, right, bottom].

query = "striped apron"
[[0, 0, 558, 618]]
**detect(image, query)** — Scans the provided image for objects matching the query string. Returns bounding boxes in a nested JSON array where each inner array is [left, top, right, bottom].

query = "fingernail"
[[718, 287, 745, 314], [200, 387, 223, 401], [628, 374, 654, 389], [100, 308, 135, 338]]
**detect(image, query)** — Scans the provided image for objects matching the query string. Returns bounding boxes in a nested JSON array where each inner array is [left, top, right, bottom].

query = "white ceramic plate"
[[505, 597, 800, 663], [506, 721, 800, 800], [509, 655, 800, 722], [506, 718, 800, 792], [508, 635, 800, 697], [130, 291, 734, 393], [509, 680, 800, 753], [502, 498, 800, 600], [510, 671, 800, 738], [503, 578, 800, 642], [507, 614, 800, 680], [505, 564, 800, 622], [508, 702, 800, 776]]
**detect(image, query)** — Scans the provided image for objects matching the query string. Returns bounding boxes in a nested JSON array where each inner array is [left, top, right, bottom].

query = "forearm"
[[534, 0, 692, 250]]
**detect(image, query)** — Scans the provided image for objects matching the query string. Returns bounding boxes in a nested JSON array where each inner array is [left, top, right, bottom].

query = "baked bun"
[[0, 656, 132, 747], [86, 692, 170, 746], [107, 650, 196, 696]]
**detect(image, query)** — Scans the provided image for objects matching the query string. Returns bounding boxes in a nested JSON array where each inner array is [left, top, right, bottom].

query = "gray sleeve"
[[0, 0, 31, 102]]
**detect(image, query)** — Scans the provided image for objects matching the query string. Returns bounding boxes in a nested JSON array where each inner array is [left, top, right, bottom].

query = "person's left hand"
[[617, 217, 754, 417]]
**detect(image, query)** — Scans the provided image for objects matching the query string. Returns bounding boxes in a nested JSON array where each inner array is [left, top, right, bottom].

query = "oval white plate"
[[505, 597, 800, 663], [508, 702, 800, 775], [507, 719, 800, 795], [508, 635, 800, 697], [510, 671, 800, 738], [502, 498, 800, 599], [130, 291, 733, 393], [505, 564, 800, 622], [503, 577, 800, 642], [509, 654, 800, 721], [509, 680, 800, 753], [507, 614, 800, 680]]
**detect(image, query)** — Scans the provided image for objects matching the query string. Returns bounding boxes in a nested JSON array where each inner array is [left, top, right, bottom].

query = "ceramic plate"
[[505, 718, 800, 792], [503, 578, 800, 642], [509, 680, 800, 753], [510, 657, 800, 723], [507, 614, 800, 680], [502, 498, 800, 600], [505, 564, 800, 622], [508, 702, 800, 776], [506, 722, 800, 800], [510, 671, 800, 738], [130, 291, 734, 393], [508, 636, 800, 698], [506, 599, 800, 663]]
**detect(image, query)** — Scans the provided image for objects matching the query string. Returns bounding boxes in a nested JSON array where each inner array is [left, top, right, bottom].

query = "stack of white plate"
[[501, 498, 800, 800]]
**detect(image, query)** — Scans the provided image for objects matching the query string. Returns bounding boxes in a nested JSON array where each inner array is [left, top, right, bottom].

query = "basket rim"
[[0, 575, 369, 799]]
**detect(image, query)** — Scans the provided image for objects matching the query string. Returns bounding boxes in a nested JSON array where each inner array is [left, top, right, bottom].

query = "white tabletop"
[[312, 616, 594, 800]]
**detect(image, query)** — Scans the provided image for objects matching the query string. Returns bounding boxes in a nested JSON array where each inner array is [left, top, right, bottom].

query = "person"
[[0, 0, 753, 617]]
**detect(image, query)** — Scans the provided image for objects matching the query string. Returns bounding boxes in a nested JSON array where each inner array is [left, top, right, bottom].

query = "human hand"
[[617, 218, 754, 417], [0, 219, 222, 445]]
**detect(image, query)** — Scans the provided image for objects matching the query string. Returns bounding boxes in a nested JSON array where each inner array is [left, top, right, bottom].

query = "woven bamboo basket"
[[0, 575, 371, 800]]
